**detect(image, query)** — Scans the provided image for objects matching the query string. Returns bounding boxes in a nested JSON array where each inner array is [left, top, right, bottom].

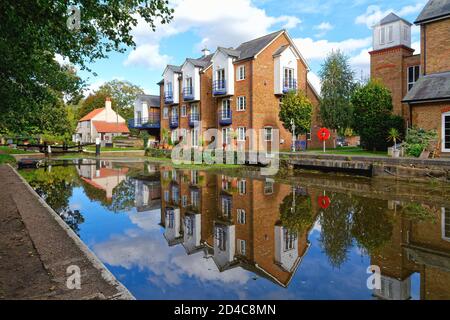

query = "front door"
[[443, 112, 450, 152]]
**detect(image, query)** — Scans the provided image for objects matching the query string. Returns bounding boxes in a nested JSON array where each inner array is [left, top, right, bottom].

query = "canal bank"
[[0, 165, 134, 300]]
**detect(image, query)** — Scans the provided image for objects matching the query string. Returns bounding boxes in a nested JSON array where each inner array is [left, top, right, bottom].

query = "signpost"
[[317, 127, 331, 153], [290, 119, 296, 153]]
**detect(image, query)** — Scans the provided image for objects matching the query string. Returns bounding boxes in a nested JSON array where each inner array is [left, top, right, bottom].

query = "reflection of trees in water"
[[108, 178, 136, 213], [279, 190, 314, 235], [21, 166, 85, 235], [278, 188, 394, 269], [319, 193, 354, 268]]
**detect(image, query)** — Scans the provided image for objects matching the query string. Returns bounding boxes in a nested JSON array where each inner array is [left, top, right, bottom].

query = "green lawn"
[[305, 146, 387, 157], [0, 146, 36, 154], [0, 154, 16, 164], [84, 146, 144, 152]]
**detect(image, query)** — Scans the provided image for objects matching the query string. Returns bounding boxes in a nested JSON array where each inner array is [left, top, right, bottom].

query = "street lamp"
[[290, 119, 296, 152]]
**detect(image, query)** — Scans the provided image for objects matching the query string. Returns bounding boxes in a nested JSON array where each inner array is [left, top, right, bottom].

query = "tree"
[[279, 90, 313, 138], [98, 80, 145, 120], [351, 80, 405, 151], [319, 50, 356, 134], [78, 91, 112, 119], [0, 1, 173, 134], [279, 190, 314, 235]]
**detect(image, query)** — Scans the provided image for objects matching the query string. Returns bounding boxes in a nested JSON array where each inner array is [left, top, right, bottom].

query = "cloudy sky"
[[78, 0, 427, 95]]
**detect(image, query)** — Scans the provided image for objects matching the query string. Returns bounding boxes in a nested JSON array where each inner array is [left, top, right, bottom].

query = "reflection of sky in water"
[[64, 185, 422, 300]]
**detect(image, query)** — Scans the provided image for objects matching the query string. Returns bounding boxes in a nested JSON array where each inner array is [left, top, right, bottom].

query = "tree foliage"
[[351, 80, 405, 151], [0, 1, 173, 135], [319, 50, 356, 133], [279, 190, 314, 235], [279, 90, 313, 134]]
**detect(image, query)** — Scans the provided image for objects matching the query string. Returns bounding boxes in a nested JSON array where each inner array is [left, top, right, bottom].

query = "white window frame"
[[237, 209, 246, 224], [191, 128, 199, 147], [238, 239, 246, 255], [407, 65, 420, 91], [237, 96, 246, 111], [264, 179, 274, 195], [442, 112, 450, 152], [237, 127, 246, 142], [387, 25, 394, 43], [222, 127, 232, 145], [171, 129, 178, 143], [191, 190, 200, 208], [237, 179, 246, 195], [442, 208, 450, 241], [181, 195, 188, 207], [163, 107, 169, 119], [181, 105, 187, 117], [264, 127, 273, 142], [403, 25, 409, 41], [380, 26, 386, 45], [237, 65, 246, 81], [283, 228, 297, 252], [222, 99, 231, 117]]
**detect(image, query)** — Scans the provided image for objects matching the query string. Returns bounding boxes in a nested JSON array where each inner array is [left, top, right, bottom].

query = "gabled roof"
[[216, 47, 241, 58], [379, 12, 412, 26], [136, 94, 160, 108], [183, 53, 214, 69], [79, 108, 104, 121], [92, 121, 130, 133], [415, 0, 450, 24], [402, 71, 450, 103], [235, 30, 285, 61], [272, 44, 290, 57], [162, 64, 182, 76]]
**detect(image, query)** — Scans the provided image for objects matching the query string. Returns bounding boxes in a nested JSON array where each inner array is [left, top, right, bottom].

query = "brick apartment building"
[[154, 29, 333, 152], [370, 0, 450, 156]]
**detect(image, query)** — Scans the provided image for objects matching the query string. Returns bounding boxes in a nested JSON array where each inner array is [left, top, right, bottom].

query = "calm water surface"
[[19, 159, 450, 300]]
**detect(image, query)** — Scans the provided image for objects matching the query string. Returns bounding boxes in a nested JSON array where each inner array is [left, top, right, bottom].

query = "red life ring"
[[317, 128, 331, 141], [318, 195, 331, 209]]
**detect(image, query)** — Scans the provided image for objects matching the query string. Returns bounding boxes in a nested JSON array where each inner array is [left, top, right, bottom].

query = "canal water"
[[19, 159, 450, 300]]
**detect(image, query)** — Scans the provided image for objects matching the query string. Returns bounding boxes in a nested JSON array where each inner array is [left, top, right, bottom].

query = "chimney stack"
[[201, 48, 210, 57], [105, 97, 112, 121]]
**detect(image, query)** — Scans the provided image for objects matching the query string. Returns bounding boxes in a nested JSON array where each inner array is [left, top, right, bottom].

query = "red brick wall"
[[370, 46, 415, 120], [422, 19, 450, 75]]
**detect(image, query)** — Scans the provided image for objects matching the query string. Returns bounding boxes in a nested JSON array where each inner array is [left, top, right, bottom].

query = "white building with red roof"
[[74, 97, 130, 144]]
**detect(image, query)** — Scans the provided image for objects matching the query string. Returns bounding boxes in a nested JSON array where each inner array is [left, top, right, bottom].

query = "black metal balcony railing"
[[164, 91, 174, 104], [283, 78, 297, 93], [128, 113, 160, 129], [189, 113, 200, 127], [219, 109, 232, 126], [213, 80, 227, 95], [170, 115, 179, 129], [183, 86, 194, 101]]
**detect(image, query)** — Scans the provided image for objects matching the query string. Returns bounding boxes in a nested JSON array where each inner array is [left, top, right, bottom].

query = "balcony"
[[283, 78, 297, 93], [169, 115, 179, 129], [219, 109, 232, 126], [189, 113, 200, 127], [128, 113, 160, 129], [213, 80, 227, 96], [164, 91, 174, 104], [183, 86, 195, 101]]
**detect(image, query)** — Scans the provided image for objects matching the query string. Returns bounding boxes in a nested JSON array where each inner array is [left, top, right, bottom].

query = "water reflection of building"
[[372, 205, 450, 300], [77, 160, 129, 200], [134, 178, 161, 213], [159, 168, 317, 288]]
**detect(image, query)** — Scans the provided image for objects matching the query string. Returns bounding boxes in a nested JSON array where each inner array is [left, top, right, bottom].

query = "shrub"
[[404, 127, 438, 157], [351, 81, 404, 151]]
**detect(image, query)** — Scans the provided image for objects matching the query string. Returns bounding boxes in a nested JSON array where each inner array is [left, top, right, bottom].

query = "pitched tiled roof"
[[235, 30, 285, 61], [403, 71, 450, 103], [79, 108, 104, 121], [92, 121, 130, 133], [379, 12, 412, 26], [136, 94, 160, 107], [167, 65, 182, 73], [273, 45, 289, 57], [415, 0, 450, 24]]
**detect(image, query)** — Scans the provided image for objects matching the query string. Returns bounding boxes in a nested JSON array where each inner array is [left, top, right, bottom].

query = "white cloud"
[[125, 0, 302, 69], [294, 37, 371, 61], [123, 44, 171, 70], [355, 1, 427, 28], [314, 22, 333, 37]]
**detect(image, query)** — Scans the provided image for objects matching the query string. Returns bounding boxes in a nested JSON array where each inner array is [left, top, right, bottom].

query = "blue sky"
[[76, 0, 428, 96]]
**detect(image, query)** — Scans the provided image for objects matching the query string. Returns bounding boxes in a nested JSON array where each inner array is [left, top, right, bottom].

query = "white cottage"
[[74, 97, 130, 145]]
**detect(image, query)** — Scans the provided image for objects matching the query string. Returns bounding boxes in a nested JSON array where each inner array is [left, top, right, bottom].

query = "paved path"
[[0, 165, 134, 300]]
